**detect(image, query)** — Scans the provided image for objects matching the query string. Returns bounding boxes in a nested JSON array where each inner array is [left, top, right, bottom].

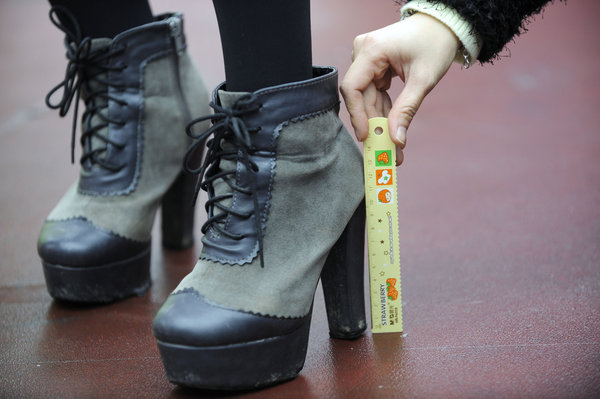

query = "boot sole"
[[42, 247, 151, 303], [156, 318, 311, 390]]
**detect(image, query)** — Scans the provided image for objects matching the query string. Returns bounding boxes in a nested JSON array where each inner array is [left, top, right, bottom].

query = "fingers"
[[339, 81, 369, 142], [363, 84, 378, 120], [364, 83, 387, 119], [385, 78, 430, 165], [382, 90, 392, 117], [374, 69, 394, 91], [387, 78, 427, 148], [351, 33, 366, 61], [396, 145, 404, 166], [341, 33, 392, 142], [343, 14, 461, 167], [340, 57, 377, 141], [365, 84, 405, 165]]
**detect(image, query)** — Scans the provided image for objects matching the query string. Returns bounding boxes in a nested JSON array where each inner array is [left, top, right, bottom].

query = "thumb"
[[388, 79, 428, 147]]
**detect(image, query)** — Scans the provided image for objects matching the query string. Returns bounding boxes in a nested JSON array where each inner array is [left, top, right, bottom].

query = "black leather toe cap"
[[37, 217, 149, 267], [152, 289, 309, 347]]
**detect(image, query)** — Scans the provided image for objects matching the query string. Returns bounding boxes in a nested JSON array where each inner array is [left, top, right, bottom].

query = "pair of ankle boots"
[[38, 10, 366, 389]]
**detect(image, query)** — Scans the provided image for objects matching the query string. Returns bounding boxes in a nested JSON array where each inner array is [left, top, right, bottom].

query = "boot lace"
[[184, 94, 266, 267], [45, 6, 128, 171]]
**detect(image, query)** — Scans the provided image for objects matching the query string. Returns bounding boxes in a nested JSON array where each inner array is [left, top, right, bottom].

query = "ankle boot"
[[152, 67, 366, 389], [37, 9, 210, 303]]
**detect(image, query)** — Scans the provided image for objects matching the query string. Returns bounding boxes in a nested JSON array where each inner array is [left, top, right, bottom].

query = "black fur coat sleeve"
[[399, 1, 560, 62]]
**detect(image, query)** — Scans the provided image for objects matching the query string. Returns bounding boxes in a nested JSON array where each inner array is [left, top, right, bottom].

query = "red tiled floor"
[[1, 0, 599, 398]]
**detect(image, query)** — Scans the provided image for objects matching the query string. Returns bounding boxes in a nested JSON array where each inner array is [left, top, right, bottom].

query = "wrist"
[[401, 0, 482, 67]]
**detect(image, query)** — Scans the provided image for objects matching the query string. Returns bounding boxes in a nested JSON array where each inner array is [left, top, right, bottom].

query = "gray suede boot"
[[152, 67, 366, 389], [37, 10, 209, 303]]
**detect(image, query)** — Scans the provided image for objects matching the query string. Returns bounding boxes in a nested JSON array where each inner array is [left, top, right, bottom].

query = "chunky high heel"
[[161, 172, 197, 250], [321, 200, 367, 339], [153, 67, 366, 389], [37, 10, 209, 303]]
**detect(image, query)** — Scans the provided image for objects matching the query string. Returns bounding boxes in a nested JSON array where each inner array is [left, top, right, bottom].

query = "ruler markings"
[[363, 117, 403, 333]]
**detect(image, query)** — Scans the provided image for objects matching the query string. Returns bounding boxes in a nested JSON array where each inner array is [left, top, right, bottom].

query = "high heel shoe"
[[152, 67, 366, 389], [37, 9, 209, 303]]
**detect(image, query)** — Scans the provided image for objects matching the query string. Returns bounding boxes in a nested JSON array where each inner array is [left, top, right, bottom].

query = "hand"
[[340, 13, 460, 165]]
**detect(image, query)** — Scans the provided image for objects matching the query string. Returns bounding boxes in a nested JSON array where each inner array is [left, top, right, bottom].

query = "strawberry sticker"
[[375, 150, 391, 166]]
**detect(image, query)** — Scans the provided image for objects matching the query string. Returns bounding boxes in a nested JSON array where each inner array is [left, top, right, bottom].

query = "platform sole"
[[41, 247, 151, 303], [156, 319, 311, 390]]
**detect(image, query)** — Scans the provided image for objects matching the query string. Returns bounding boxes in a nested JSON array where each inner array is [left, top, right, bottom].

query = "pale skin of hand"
[[340, 13, 461, 165]]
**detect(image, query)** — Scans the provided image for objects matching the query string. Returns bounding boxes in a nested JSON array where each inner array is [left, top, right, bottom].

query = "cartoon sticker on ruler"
[[375, 150, 392, 167], [377, 188, 393, 204], [376, 169, 393, 186], [386, 278, 399, 300]]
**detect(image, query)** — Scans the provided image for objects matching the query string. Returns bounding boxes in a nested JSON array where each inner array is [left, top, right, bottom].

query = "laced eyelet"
[[47, 5, 130, 171], [183, 95, 267, 267]]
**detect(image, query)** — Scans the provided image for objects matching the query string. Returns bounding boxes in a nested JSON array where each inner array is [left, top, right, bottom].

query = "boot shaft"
[[47, 12, 200, 196], [196, 67, 360, 268], [45, 12, 210, 242], [177, 67, 365, 318]]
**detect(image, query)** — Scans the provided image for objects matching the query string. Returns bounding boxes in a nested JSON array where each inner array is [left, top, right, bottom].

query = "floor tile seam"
[[401, 341, 600, 351]]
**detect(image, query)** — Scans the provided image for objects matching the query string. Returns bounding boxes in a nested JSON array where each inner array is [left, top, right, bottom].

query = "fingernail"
[[396, 126, 407, 146]]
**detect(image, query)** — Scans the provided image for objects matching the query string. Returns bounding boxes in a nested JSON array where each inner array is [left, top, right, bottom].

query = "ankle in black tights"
[[212, 0, 313, 92], [49, 0, 313, 91], [48, 0, 153, 38]]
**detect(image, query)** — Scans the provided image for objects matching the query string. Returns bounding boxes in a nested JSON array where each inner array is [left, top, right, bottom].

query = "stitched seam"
[[44, 216, 148, 243], [256, 66, 333, 96], [200, 105, 338, 265], [79, 36, 174, 196], [171, 287, 308, 320]]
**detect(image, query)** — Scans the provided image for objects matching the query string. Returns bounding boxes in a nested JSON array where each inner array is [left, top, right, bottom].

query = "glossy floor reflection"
[[1, 0, 599, 398]]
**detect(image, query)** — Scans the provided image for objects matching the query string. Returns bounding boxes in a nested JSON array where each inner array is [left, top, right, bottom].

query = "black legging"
[[212, 0, 312, 92], [48, 0, 312, 92], [48, 0, 153, 39]]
